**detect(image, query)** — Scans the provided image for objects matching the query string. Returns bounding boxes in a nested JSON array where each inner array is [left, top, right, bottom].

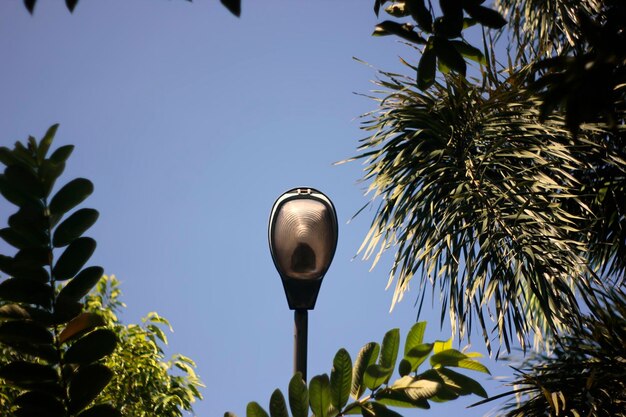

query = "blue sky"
[[1, 1, 515, 416]]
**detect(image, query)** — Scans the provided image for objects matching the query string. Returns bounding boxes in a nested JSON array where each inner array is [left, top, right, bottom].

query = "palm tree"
[[351, 0, 626, 353], [491, 288, 626, 416]]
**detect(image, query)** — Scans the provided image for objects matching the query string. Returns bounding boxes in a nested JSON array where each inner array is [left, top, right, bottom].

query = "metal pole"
[[294, 309, 308, 381]]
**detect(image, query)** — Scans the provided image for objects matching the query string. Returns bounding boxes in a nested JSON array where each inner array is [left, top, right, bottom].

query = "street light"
[[269, 187, 338, 381]]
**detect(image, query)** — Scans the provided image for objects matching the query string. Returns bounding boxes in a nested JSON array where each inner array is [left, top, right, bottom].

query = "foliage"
[[0, 125, 120, 416], [21, 0, 241, 17], [351, 0, 626, 354], [371, 0, 506, 89], [477, 288, 626, 416], [227, 322, 489, 417], [85, 275, 204, 417]]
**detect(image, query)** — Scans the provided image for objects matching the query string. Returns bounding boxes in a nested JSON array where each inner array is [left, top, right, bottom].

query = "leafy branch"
[[0, 125, 119, 417], [227, 322, 489, 417]]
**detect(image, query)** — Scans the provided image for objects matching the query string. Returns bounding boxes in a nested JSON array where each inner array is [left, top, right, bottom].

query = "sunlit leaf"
[[309, 374, 331, 417], [351, 342, 380, 398], [289, 372, 309, 417], [330, 348, 352, 410]]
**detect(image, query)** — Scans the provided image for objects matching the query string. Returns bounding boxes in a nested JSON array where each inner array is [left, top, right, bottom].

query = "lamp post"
[[268, 187, 338, 381]]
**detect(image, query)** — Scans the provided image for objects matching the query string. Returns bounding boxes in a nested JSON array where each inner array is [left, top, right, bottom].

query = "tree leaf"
[[69, 363, 113, 413], [0, 319, 53, 345], [360, 402, 403, 417], [4, 164, 44, 199], [49, 145, 74, 165], [405, 0, 433, 32], [436, 368, 487, 397], [0, 227, 45, 250], [77, 404, 122, 417], [379, 328, 400, 382], [23, 0, 36, 14], [53, 208, 99, 247], [58, 265, 104, 301], [429, 349, 490, 374], [404, 321, 426, 356], [309, 374, 331, 417], [404, 343, 433, 373], [375, 389, 430, 409], [49, 178, 94, 222], [220, 0, 240, 16], [0, 361, 58, 388], [373, 21, 426, 44], [269, 389, 289, 417], [389, 376, 441, 400], [36, 124, 59, 162], [246, 402, 269, 417], [463, 5, 506, 29], [417, 45, 436, 90], [330, 348, 352, 410], [64, 329, 117, 364], [40, 159, 66, 198], [0, 278, 53, 308], [288, 372, 309, 417], [65, 0, 78, 12], [59, 312, 106, 344], [433, 37, 466, 76], [432, 339, 452, 354], [351, 342, 380, 399], [52, 237, 97, 281], [15, 390, 65, 417], [450, 40, 486, 65], [364, 364, 393, 390]]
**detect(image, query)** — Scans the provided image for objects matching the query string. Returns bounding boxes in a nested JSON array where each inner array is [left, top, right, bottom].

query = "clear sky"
[[1, 1, 515, 416]]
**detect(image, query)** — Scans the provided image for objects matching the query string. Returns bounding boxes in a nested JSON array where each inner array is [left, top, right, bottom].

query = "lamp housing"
[[269, 187, 338, 310]]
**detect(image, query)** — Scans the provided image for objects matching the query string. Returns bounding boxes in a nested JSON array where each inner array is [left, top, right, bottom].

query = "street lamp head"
[[269, 187, 338, 310]]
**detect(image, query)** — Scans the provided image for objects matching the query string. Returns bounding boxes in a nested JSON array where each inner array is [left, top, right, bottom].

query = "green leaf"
[[0, 227, 45, 250], [15, 390, 65, 417], [364, 364, 393, 390], [373, 21, 426, 44], [37, 124, 59, 163], [52, 237, 97, 281], [0, 361, 58, 388], [379, 328, 400, 381], [269, 389, 289, 417], [464, 5, 506, 29], [417, 45, 436, 90], [450, 40, 486, 65], [66, 0, 78, 12], [436, 368, 487, 397], [404, 343, 433, 373], [225, 413, 238, 417], [49, 178, 94, 221], [351, 342, 380, 399], [247, 402, 269, 417], [375, 389, 430, 409], [39, 159, 66, 198], [69, 363, 113, 413], [77, 404, 122, 417], [404, 321, 426, 356], [4, 164, 44, 199], [432, 37, 466, 76], [53, 208, 99, 247], [64, 329, 117, 364], [405, 0, 433, 32], [398, 359, 412, 377], [220, 0, 240, 16], [289, 372, 309, 417], [49, 145, 74, 165], [0, 320, 53, 345], [0, 278, 53, 308], [432, 339, 452, 354], [429, 349, 490, 374], [309, 374, 331, 417], [389, 376, 441, 401], [58, 266, 104, 301], [330, 348, 352, 410], [360, 402, 403, 417]]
